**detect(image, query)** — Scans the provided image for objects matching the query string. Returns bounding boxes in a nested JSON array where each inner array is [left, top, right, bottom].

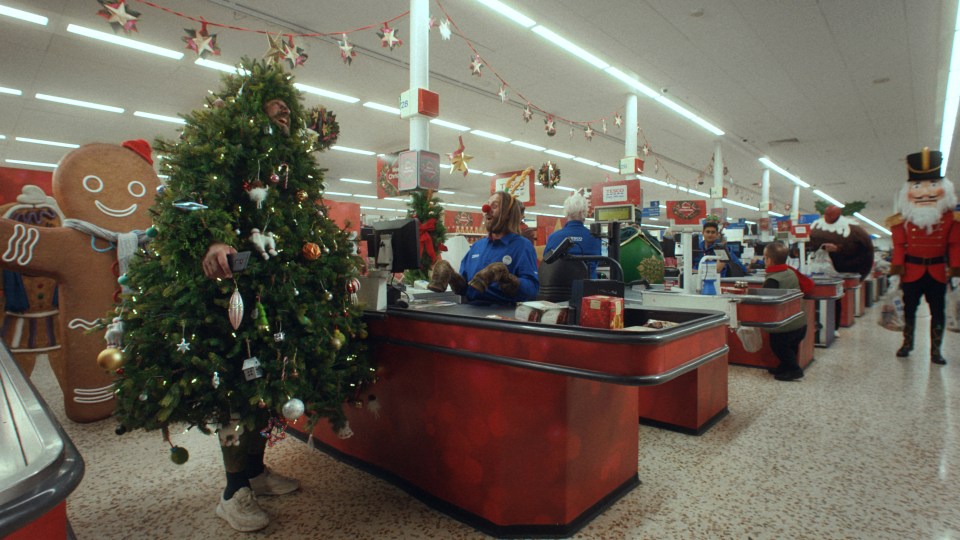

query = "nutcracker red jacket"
[[888, 211, 960, 284]]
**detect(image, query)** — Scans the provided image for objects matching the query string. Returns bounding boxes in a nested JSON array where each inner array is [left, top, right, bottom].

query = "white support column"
[[624, 93, 638, 169], [760, 167, 770, 217], [791, 185, 800, 222], [409, 0, 429, 151], [713, 140, 724, 212]]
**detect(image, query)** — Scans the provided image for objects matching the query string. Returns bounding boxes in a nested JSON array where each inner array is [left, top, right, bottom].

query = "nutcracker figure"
[[886, 148, 960, 365]]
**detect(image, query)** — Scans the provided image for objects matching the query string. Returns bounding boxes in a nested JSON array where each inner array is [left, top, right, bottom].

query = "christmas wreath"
[[538, 161, 561, 188], [306, 106, 339, 150]]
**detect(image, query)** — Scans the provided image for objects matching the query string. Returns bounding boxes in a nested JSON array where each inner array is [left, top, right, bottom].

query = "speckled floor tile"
[[26, 301, 960, 539]]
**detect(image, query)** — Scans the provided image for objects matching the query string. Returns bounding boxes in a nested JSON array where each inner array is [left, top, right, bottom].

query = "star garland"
[[469, 55, 483, 76], [264, 33, 285, 64], [338, 33, 355, 65], [281, 36, 308, 68], [97, 0, 140, 34], [378, 22, 403, 50], [183, 22, 220, 59]]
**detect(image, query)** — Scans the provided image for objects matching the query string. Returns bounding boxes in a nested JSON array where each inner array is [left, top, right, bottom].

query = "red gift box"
[[579, 295, 624, 329]]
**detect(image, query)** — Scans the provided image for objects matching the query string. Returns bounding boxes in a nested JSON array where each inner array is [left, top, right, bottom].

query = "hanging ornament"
[[97, 347, 125, 371], [522, 104, 533, 123], [183, 22, 220, 59], [242, 357, 263, 381], [170, 446, 189, 465], [642, 144, 650, 156], [337, 33, 356, 65], [145, 225, 159, 238], [337, 422, 355, 439], [104, 316, 124, 348], [544, 116, 557, 137], [439, 18, 452, 40], [428, 15, 437, 30], [584, 124, 595, 141], [469, 55, 484, 77], [614, 113, 623, 127], [538, 161, 561, 188], [367, 395, 381, 418], [228, 287, 244, 330], [447, 135, 473, 176], [252, 299, 270, 331], [602, 118, 608, 134], [281, 398, 305, 420], [498, 84, 508, 103], [173, 201, 208, 212], [306, 106, 340, 150], [176, 337, 191, 354], [332, 328, 346, 351], [264, 33, 285, 64], [249, 228, 278, 259], [97, 0, 140, 35], [281, 35, 308, 69], [244, 180, 268, 209], [212, 371, 220, 389], [260, 417, 288, 447], [377, 23, 403, 50], [302, 242, 321, 261], [347, 278, 361, 305], [295, 190, 309, 202]]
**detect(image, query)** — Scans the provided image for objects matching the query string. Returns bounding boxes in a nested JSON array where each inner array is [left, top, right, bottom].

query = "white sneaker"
[[216, 487, 269, 532], [249, 467, 300, 496]]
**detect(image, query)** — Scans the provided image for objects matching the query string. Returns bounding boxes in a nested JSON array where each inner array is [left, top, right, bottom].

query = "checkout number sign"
[[589, 179, 642, 221]]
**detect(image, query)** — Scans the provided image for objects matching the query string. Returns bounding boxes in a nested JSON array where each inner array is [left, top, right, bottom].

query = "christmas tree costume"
[[111, 60, 373, 529]]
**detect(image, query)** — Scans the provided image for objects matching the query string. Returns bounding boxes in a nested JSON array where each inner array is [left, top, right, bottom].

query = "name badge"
[[502, 255, 513, 265]]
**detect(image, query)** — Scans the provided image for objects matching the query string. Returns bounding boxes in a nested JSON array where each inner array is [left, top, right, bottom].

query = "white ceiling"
[[0, 0, 956, 232]]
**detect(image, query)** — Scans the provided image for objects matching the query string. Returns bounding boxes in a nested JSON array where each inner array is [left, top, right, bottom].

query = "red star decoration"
[[522, 104, 533, 123], [281, 36, 308, 68], [614, 113, 623, 127], [183, 23, 220, 59], [469, 55, 484, 76], [97, 0, 140, 35], [378, 23, 402, 50], [584, 124, 595, 141], [544, 116, 557, 137], [338, 34, 355, 65]]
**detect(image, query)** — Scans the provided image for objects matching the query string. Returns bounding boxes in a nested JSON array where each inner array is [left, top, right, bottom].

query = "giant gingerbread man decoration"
[[0, 140, 160, 422]]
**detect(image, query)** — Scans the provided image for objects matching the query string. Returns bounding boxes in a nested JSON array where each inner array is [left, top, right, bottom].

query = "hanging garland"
[[538, 161, 561, 188]]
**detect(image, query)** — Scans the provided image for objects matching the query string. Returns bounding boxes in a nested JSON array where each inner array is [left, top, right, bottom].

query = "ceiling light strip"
[[35, 93, 124, 113], [330, 145, 376, 156], [15, 137, 79, 148], [812, 189, 845, 208], [0, 4, 48, 25], [531, 25, 609, 69], [510, 140, 545, 151], [940, 3, 960, 169], [430, 118, 470, 131], [363, 101, 401, 115], [853, 212, 891, 236], [194, 58, 248, 75], [759, 157, 810, 188], [5, 159, 58, 168], [293, 83, 359, 103], [473, 0, 536, 28], [340, 178, 372, 184], [722, 198, 759, 211], [134, 111, 186, 124], [66, 24, 183, 59], [0, 86, 22, 96], [470, 129, 510, 142]]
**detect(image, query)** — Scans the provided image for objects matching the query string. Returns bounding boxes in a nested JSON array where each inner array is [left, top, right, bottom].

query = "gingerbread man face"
[[52, 142, 160, 230]]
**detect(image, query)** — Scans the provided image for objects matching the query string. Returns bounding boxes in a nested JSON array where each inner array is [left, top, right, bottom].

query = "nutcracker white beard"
[[899, 178, 957, 233]]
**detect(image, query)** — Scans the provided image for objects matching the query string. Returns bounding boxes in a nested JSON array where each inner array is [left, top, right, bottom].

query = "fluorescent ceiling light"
[[603, 67, 659, 99], [363, 101, 401, 115], [482, 172, 497, 177], [468, 169, 486, 175], [359, 206, 377, 210], [353, 194, 377, 199], [447, 203, 467, 208], [531, 25, 609, 69], [812, 189, 845, 207], [293, 83, 359, 103], [769, 211, 784, 217], [15, 136, 79, 148], [134, 111, 185, 124], [648, 217, 660, 221], [659, 204, 667, 208], [0, 4, 48, 25], [548, 204, 563, 208], [744, 220, 757, 224], [464, 205, 484, 209], [639, 175, 673, 188], [940, 5, 960, 169], [0, 135, 5, 139], [510, 140, 545, 151], [853, 212, 891, 235], [5, 159, 58, 168], [439, 163, 452, 169], [643, 224, 669, 229], [384, 197, 406, 202], [430, 118, 470, 131], [66, 24, 183, 59], [722, 198, 759, 211], [471, 129, 511, 142], [554, 186, 576, 192], [340, 178, 372, 184], [0, 86, 22, 96], [473, 0, 536, 28], [654, 95, 724, 136], [36, 93, 124, 113], [545, 149, 575, 159], [689, 189, 710, 197], [573, 157, 600, 167], [438, 190, 456, 194], [597, 164, 618, 173], [194, 58, 248, 74], [324, 191, 352, 197], [759, 157, 810, 188], [331, 145, 376, 156]]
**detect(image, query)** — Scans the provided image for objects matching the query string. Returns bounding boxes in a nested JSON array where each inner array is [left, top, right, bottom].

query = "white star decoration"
[[522, 104, 533, 123], [439, 18, 452, 40], [469, 55, 483, 76], [338, 33, 355, 65], [103, 2, 138, 31], [498, 85, 508, 103], [176, 338, 191, 353], [614, 113, 623, 127], [378, 24, 402, 50], [584, 125, 595, 140]]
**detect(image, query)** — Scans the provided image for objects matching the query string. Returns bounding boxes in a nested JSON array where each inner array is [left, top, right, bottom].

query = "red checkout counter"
[[296, 302, 728, 538], [839, 272, 863, 327], [0, 345, 84, 540]]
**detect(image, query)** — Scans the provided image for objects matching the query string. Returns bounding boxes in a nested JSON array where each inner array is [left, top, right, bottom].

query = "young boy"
[[762, 242, 814, 381]]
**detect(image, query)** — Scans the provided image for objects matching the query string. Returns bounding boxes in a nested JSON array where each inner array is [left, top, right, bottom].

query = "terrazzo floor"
[[26, 300, 960, 539]]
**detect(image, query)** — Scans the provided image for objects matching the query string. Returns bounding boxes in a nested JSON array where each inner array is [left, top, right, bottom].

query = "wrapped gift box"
[[515, 300, 569, 325], [579, 295, 624, 329]]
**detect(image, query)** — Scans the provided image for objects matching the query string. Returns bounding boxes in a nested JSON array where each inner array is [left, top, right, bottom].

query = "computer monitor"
[[368, 217, 421, 273], [726, 241, 742, 258]]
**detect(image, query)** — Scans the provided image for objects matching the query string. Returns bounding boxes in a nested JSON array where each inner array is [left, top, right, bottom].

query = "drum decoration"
[[619, 228, 665, 284]]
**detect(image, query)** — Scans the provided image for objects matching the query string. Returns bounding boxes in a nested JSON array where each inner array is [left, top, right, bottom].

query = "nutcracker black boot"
[[896, 324, 914, 357], [930, 324, 947, 365]]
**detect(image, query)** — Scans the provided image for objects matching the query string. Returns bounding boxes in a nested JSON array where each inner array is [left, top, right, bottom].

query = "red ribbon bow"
[[419, 218, 442, 263]]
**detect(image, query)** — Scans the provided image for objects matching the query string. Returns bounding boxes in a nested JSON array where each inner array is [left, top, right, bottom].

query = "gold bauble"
[[97, 347, 125, 371], [302, 242, 321, 260]]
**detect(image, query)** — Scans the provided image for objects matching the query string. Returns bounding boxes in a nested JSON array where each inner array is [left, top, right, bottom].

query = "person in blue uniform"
[[692, 221, 747, 277], [428, 191, 539, 303], [545, 191, 602, 278]]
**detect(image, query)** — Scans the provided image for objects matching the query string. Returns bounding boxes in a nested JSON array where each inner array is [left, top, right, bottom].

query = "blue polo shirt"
[[544, 220, 602, 278], [459, 233, 539, 304], [693, 238, 747, 277]]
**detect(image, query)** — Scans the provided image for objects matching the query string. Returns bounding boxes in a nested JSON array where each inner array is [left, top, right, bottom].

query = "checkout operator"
[[428, 191, 539, 303], [692, 220, 748, 277]]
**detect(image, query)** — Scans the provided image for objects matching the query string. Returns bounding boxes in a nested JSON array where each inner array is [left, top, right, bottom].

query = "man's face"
[[906, 179, 945, 207], [484, 194, 501, 231], [702, 226, 719, 244], [264, 98, 291, 135]]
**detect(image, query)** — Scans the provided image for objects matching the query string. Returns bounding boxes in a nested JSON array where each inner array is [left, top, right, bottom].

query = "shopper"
[[887, 148, 960, 365], [693, 221, 748, 277], [545, 190, 602, 278], [761, 241, 814, 381], [428, 191, 539, 303]]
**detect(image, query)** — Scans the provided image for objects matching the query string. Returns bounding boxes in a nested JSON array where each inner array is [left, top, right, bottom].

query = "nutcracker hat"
[[906, 147, 943, 181]]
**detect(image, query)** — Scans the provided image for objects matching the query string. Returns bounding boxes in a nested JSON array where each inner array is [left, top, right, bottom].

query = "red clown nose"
[[482, 204, 491, 213]]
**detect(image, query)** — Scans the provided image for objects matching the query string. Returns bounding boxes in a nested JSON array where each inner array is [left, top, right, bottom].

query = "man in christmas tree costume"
[[429, 191, 539, 303], [112, 60, 372, 532], [886, 148, 960, 365]]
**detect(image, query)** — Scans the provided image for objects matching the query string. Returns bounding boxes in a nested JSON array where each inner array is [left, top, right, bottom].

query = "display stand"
[[807, 277, 844, 348], [839, 273, 861, 327], [297, 303, 728, 537]]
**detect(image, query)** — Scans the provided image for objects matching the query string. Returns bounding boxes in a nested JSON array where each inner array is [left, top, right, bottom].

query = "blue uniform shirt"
[[544, 221, 603, 279], [459, 233, 539, 304], [693, 238, 748, 277]]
